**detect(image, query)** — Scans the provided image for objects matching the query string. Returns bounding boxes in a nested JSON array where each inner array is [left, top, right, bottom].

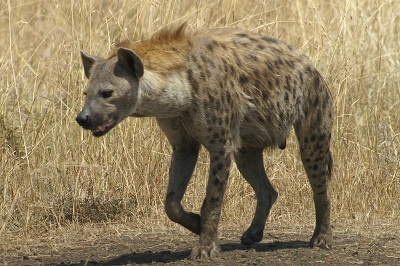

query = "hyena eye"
[[100, 90, 113, 98]]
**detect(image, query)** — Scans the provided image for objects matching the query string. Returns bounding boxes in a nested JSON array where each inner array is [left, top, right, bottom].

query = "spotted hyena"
[[76, 23, 334, 258]]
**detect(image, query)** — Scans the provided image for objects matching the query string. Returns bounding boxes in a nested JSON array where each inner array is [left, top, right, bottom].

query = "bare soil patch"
[[1, 223, 399, 265]]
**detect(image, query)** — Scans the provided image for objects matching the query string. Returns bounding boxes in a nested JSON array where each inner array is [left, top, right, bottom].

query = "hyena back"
[[76, 24, 334, 258]]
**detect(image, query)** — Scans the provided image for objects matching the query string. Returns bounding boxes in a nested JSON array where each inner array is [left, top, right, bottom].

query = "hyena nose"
[[76, 112, 90, 127]]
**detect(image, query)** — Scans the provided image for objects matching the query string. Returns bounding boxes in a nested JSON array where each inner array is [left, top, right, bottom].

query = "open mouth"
[[91, 118, 117, 137]]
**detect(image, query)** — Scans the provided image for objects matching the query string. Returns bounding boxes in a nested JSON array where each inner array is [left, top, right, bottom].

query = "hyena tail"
[[294, 72, 334, 181]]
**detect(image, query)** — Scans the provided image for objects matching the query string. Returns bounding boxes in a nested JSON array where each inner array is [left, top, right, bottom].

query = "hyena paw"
[[310, 232, 333, 249], [240, 228, 263, 246], [190, 241, 220, 259]]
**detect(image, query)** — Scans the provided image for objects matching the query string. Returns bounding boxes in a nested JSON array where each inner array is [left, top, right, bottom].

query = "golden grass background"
[[1, 0, 399, 243]]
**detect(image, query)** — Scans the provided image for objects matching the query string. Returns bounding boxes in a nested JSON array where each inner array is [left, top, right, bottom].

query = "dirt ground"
[[1, 223, 399, 266]]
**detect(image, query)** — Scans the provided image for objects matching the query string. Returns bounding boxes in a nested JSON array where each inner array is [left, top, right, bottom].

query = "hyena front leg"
[[157, 118, 202, 234], [191, 146, 232, 259], [234, 147, 278, 246]]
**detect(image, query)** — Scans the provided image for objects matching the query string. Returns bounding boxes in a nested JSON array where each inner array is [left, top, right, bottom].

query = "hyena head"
[[76, 48, 143, 137]]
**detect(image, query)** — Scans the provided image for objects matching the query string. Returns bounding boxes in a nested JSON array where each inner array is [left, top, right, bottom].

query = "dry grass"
[[1, 0, 399, 246]]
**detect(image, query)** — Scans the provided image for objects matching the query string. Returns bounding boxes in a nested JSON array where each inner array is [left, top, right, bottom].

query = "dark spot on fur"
[[285, 92, 289, 102], [317, 190, 326, 195], [215, 100, 221, 110], [285, 76, 291, 89], [261, 36, 278, 44], [226, 92, 231, 103], [224, 115, 229, 125], [299, 72, 304, 85], [236, 33, 248, 38], [206, 58, 216, 68], [275, 77, 281, 87], [267, 62, 273, 71], [248, 36, 258, 42], [210, 196, 220, 204], [314, 112, 322, 128], [257, 43, 266, 50], [275, 58, 284, 66], [241, 42, 250, 49], [207, 43, 214, 52], [201, 54, 208, 63], [191, 54, 197, 63], [250, 53, 258, 62], [256, 113, 264, 122], [200, 71, 206, 81], [310, 134, 317, 142], [208, 93, 215, 103], [229, 65, 236, 76], [323, 91, 331, 109], [262, 89, 269, 100], [187, 69, 199, 93], [315, 156, 323, 163], [286, 60, 294, 68], [317, 179, 326, 188], [235, 57, 242, 67], [314, 74, 320, 88], [239, 75, 249, 84], [304, 108, 309, 118], [315, 143, 323, 151], [313, 164, 319, 171]]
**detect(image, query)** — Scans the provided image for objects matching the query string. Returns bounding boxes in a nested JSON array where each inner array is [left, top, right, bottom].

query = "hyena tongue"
[[91, 119, 116, 133]]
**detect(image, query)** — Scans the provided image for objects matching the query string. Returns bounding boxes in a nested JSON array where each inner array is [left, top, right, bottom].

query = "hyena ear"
[[80, 51, 102, 79], [116, 48, 144, 79]]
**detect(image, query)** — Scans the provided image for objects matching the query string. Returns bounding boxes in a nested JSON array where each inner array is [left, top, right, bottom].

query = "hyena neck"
[[131, 69, 192, 118]]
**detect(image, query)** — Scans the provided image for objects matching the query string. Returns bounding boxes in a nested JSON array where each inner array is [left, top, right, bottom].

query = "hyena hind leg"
[[295, 120, 333, 249], [234, 148, 278, 246]]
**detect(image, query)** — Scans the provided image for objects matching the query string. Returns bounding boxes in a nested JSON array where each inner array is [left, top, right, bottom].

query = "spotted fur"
[[77, 23, 334, 258]]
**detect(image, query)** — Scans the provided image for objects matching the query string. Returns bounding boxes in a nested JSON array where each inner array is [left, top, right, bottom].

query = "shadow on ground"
[[50, 240, 308, 266]]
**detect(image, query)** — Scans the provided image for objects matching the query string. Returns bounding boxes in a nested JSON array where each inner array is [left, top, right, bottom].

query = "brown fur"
[[110, 23, 190, 72], [77, 23, 334, 259]]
